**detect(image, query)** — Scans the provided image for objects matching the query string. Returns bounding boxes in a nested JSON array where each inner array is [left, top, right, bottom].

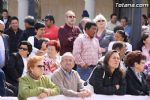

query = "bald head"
[[65, 10, 76, 27], [65, 10, 75, 16]]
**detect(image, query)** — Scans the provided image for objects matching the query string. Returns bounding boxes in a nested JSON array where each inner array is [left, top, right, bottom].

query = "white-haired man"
[[51, 52, 91, 98]]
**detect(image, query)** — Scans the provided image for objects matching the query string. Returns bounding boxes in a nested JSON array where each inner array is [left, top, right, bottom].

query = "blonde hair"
[[93, 14, 107, 26], [27, 56, 43, 72]]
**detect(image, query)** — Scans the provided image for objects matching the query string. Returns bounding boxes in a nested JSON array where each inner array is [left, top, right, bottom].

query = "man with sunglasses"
[[58, 10, 81, 56]]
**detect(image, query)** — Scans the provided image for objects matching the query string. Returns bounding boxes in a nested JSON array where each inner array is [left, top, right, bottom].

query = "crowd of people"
[[0, 9, 150, 100]]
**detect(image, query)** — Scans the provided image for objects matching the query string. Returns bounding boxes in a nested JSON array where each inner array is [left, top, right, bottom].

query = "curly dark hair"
[[124, 51, 146, 67]]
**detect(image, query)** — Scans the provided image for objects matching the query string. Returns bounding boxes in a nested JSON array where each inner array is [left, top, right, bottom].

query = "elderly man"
[[73, 22, 101, 81], [51, 52, 91, 98], [58, 10, 81, 56]]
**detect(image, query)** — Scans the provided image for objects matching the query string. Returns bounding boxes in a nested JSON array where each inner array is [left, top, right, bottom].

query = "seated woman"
[[89, 50, 126, 95], [44, 40, 61, 77], [125, 51, 149, 95], [3, 41, 32, 96], [18, 56, 60, 100]]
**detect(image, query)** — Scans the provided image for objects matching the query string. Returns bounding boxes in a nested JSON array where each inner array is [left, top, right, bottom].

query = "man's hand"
[[80, 63, 89, 69], [78, 90, 91, 98]]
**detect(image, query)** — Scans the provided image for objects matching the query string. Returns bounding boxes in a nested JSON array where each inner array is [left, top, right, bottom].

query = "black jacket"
[[5, 53, 24, 86], [89, 63, 126, 95], [126, 67, 149, 95], [4, 28, 23, 54], [0, 16, 11, 30], [19, 27, 36, 41]]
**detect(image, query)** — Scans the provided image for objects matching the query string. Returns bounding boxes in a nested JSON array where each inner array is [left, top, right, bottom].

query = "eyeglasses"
[[67, 16, 76, 18], [37, 65, 45, 68], [97, 20, 105, 22], [19, 47, 28, 51], [0, 30, 4, 33]]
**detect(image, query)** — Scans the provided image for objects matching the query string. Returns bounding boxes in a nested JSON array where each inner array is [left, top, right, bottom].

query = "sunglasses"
[[0, 30, 4, 33], [97, 20, 105, 22], [67, 16, 76, 18], [37, 65, 45, 68], [19, 47, 28, 51]]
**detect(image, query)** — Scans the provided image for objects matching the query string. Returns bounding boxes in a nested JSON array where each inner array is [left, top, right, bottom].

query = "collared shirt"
[[21, 57, 27, 77], [106, 21, 120, 31], [3, 18, 8, 24], [0, 35, 5, 68], [58, 24, 81, 55], [61, 67, 74, 80], [124, 25, 131, 37], [43, 25, 59, 40], [131, 67, 142, 82], [73, 33, 101, 66]]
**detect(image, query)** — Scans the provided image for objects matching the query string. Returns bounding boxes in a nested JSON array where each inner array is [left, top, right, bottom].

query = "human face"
[[134, 60, 146, 72], [61, 56, 75, 72], [18, 45, 29, 57], [96, 19, 106, 28], [30, 60, 44, 78], [111, 16, 117, 23], [143, 35, 150, 46], [86, 25, 97, 38], [114, 32, 124, 41], [10, 20, 19, 31], [2, 12, 8, 19], [65, 12, 76, 26], [118, 44, 126, 59], [108, 52, 120, 69], [24, 22, 30, 29], [47, 45, 57, 58], [41, 42, 48, 50], [36, 27, 45, 38], [0, 24, 5, 34], [45, 19, 52, 27], [121, 19, 127, 27]]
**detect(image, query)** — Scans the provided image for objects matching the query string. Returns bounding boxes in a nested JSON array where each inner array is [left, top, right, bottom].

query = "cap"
[[82, 10, 89, 18], [43, 15, 55, 23]]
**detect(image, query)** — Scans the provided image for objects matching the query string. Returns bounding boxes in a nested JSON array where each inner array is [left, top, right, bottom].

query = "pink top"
[[142, 46, 150, 62], [43, 54, 60, 76], [73, 33, 101, 66]]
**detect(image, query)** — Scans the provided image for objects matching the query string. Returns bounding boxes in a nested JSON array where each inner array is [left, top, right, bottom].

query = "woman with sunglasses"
[[3, 41, 32, 96], [93, 14, 114, 55], [89, 50, 126, 95], [18, 56, 60, 100]]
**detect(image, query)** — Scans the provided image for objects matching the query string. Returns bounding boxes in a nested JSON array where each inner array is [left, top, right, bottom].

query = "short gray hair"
[[61, 52, 75, 61]]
